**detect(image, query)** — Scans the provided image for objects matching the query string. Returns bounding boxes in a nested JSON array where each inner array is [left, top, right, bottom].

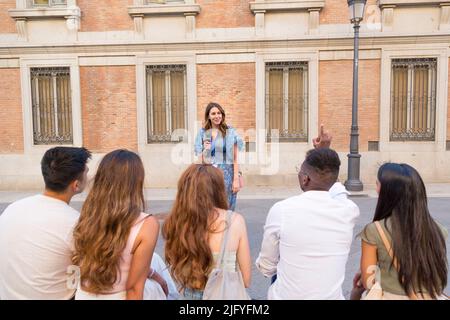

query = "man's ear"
[[301, 173, 310, 187], [71, 179, 81, 193]]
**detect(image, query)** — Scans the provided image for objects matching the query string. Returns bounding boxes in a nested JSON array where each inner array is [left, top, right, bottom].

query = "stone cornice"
[[379, 0, 450, 7], [127, 4, 200, 17], [250, 0, 325, 13], [8, 7, 81, 19], [0, 33, 449, 56]]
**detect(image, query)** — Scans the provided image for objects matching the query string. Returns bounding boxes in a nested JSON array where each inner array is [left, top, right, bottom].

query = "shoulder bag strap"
[[374, 221, 419, 300], [216, 210, 233, 268]]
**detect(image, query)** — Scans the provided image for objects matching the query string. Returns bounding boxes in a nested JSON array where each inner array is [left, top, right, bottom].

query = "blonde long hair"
[[162, 164, 229, 290], [72, 149, 146, 294]]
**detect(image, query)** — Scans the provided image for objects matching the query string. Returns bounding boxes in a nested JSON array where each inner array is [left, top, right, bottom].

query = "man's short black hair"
[[305, 148, 341, 182], [41, 147, 92, 192]]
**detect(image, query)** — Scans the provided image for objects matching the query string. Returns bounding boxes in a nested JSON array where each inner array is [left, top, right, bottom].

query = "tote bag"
[[203, 210, 250, 300]]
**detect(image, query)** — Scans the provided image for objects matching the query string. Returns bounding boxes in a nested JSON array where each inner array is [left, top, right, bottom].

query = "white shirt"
[[255, 183, 359, 300], [0, 195, 79, 300]]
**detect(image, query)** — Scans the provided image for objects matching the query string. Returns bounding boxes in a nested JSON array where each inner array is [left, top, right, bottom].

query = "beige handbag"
[[203, 210, 250, 300], [363, 221, 421, 300]]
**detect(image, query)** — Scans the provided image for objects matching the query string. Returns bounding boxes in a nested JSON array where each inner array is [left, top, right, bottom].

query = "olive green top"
[[359, 218, 448, 296]]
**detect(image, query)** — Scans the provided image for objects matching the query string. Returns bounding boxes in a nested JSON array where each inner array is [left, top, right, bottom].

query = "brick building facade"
[[0, 0, 450, 189]]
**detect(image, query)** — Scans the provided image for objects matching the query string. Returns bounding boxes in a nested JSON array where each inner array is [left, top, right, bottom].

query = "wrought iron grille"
[[32, 0, 67, 7], [390, 58, 437, 141], [31, 67, 73, 145], [265, 61, 308, 142], [146, 64, 187, 143]]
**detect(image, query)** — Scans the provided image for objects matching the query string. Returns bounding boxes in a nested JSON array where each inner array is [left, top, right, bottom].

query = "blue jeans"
[[181, 288, 204, 300]]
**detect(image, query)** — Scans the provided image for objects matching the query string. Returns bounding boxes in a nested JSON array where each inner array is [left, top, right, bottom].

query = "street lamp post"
[[345, 0, 366, 192]]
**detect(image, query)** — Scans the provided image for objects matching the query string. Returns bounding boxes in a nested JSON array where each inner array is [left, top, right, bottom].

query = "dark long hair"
[[162, 164, 229, 290], [203, 102, 228, 137], [373, 163, 447, 298]]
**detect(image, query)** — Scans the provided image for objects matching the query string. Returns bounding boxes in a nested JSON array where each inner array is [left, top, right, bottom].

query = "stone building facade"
[[0, 0, 450, 189]]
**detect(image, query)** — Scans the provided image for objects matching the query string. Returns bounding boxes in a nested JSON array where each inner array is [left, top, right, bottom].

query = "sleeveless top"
[[212, 251, 237, 272], [181, 211, 238, 300], [111, 212, 150, 293], [76, 212, 150, 299]]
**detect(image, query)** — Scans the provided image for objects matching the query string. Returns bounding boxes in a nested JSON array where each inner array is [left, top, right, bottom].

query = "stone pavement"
[[2, 182, 450, 203], [0, 185, 449, 300]]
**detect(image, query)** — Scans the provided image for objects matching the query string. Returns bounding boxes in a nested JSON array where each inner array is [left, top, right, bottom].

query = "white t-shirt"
[[0, 194, 79, 300], [255, 183, 360, 300]]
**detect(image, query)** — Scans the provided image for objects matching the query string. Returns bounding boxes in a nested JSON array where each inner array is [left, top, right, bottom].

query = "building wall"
[[196, 0, 254, 29], [196, 63, 256, 136], [0, 0, 16, 34], [448, 58, 450, 142], [0, 68, 23, 154], [78, 0, 134, 32], [0, 1, 449, 189], [319, 59, 380, 152], [320, 0, 379, 25], [320, 0, 350, 25], [80, 66, 137, 153]]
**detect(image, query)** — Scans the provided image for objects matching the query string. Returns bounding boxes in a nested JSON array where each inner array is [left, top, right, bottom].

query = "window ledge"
[[8, 7, 80, 19], [128, 4, 200, 17], [249, 0, 325, 13], [379, 0, 450, 7]]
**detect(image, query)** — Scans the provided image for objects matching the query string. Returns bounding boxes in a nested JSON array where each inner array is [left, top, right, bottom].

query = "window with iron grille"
[[31, 67, 73, 145], [32, 0, 67, 6], [146, 65, 187, 143], [265, 61, 308, 142], [390, 58, 437, 141]]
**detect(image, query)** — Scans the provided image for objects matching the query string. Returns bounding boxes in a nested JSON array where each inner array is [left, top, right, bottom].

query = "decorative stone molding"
[[9, 3, 81, 41], [128, 3, 200, 39], [249, 1, 325, 37], [381, 5, 395, 32], [379, 0, 450, 6], [128, 4, 200, 16], [440, 4, 450, 30], [250, 0, 325, 12], [15, 18, 27, 41], [378, 0, 450, 32], [254, 10, 266, 37], [308, 8, 320, 35], [9, 7, 80, 19], [185, 13, 196, 40], [133, 14, 145, 40], [2, 34, 450, 56]]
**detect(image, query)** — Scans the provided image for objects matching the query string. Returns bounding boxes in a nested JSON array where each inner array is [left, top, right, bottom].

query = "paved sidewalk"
[[2, 183, 450, 202]]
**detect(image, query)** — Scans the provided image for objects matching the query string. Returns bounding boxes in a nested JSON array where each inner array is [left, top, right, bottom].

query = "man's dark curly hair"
[[305, 148, 340, 183], [41, 147, 92, 192]]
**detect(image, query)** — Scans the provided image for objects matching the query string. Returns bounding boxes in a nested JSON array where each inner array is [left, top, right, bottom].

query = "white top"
[[255, 182, 359, 300], [0, 194, 79, 300]]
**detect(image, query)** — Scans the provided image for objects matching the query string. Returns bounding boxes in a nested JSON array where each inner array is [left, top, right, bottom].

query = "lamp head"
[[347, 0, 367, 24]]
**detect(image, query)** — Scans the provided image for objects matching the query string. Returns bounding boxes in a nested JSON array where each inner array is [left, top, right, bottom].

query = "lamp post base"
[[344, 179, 364, 192]]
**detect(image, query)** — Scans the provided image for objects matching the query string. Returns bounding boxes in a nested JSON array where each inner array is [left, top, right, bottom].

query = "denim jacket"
[[194, 126, 244, 165]]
